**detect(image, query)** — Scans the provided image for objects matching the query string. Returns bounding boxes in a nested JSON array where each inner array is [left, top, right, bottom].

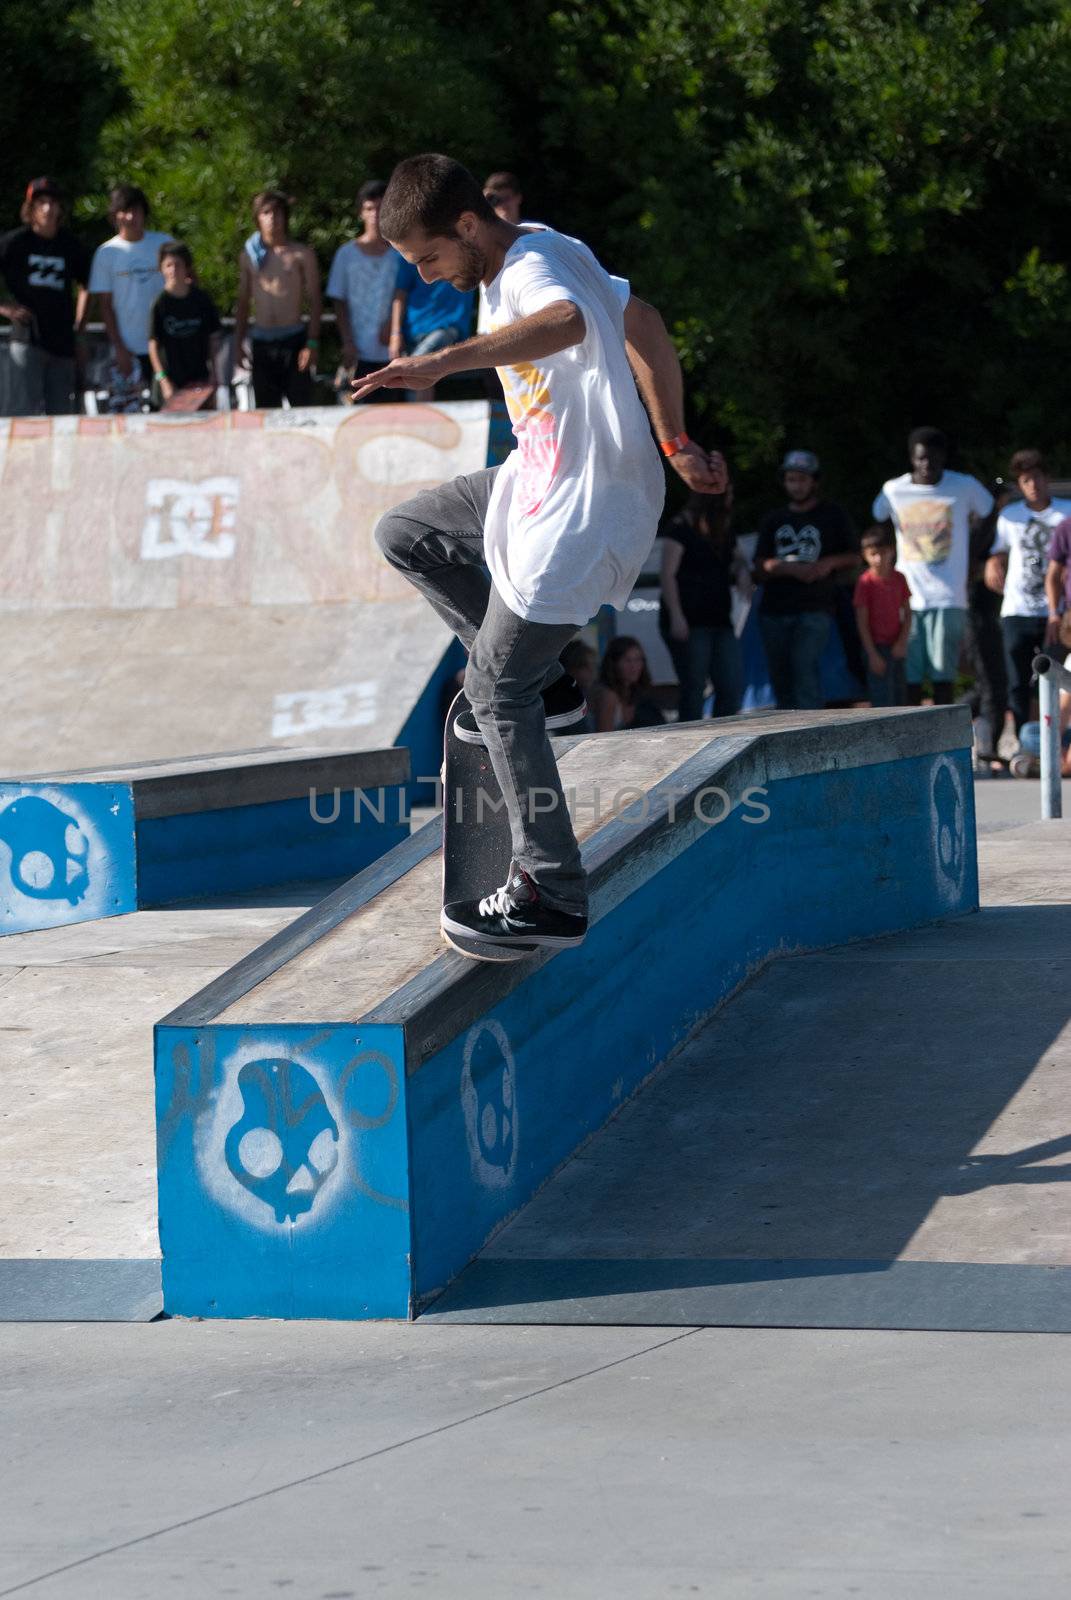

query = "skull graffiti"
[[461, 1019, 517, 1187], [933, 761, 963, 886], [0, 796, 90, 904], [224, 1058, 339, 1223]]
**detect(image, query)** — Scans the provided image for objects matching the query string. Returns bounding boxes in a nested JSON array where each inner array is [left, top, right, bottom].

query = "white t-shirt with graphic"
[[89, 231, 173, 354], [991, 499, 1071, 618], [872, 471, 994, 610], [482, 228, 663, 625], [326, 241, 399, 362]]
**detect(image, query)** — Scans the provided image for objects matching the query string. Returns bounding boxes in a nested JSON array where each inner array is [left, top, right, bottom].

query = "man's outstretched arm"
[[351, 300, 585, 398], [623, 295, 726, 495]]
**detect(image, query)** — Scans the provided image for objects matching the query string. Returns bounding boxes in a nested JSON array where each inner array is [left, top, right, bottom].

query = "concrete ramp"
[[154, 706, 976, 1319], [1, 403, 490, 774]]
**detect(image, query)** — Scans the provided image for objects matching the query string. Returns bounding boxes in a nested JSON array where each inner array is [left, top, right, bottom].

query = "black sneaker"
[[442, 867, 588, 953], [453, 674, 587, 745]]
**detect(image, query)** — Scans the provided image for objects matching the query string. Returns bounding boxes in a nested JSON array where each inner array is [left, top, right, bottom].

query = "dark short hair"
[[108, 184, 151, 224], [861, 524, 895, 550], [252, 189, 291, 227], [1009, 447, 1046, 479], [380, 154, 496, 242], [357, 179, 387, 206], [159, 240, 193, 271], [907, 425, 948, 457], [483, 170, 521, 195]]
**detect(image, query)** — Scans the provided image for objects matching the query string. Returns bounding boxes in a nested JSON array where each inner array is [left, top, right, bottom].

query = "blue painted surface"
[[0, 782, 136, 935], [406, 748, 978, 1306], [395, 637, 466, 808], [137, 788, 407, 906], [156, 1022, 411, 1318]]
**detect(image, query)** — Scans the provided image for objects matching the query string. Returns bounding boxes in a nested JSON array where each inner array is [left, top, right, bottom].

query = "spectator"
[[1045, 509, 1071, 657], [88, 184, 173, 387], [482, 172, 524, 226], [326, 179, 399, 403], [873, 426, 993, 705], [964, 484, 1012, 769], [753, 449, 859, 710], [559, 639, 598, 732], [234, 189, 322, 409], [985, 450, 1071, 737], [147, 241, 222, 408], [594, 637, 666, 731], [0, 176, 90, 415], [853, 525, 912, 707], [388, 257, 473, 401], [659, 487, 745, 720]]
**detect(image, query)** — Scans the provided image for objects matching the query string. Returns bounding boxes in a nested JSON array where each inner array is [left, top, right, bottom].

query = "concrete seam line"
[[0, 1327, 702, 1596]]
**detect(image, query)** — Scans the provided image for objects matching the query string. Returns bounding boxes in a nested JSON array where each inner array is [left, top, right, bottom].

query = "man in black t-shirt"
[[0, 177, 91, 415], [753, 449, 859, 709], [147, 241, 222, 406]]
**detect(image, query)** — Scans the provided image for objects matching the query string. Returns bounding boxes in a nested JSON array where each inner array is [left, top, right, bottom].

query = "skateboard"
[[440, 689, 537, 962]]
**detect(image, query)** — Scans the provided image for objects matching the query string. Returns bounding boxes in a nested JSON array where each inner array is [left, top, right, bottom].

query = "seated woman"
[[593, 636, 666, 731]]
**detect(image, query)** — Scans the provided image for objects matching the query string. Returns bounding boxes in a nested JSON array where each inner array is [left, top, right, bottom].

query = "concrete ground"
[[2, 776, 1070, 1597]]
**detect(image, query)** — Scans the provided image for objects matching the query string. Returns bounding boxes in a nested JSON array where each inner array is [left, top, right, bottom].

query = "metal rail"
[[1031, 655, 1071, 819]]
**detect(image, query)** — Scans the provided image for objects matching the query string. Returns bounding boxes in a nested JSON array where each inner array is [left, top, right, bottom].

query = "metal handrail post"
[[1032, 654, 1071, 820]]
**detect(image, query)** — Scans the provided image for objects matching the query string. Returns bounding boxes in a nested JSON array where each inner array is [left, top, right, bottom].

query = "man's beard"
[[452, 237, 487, 292]]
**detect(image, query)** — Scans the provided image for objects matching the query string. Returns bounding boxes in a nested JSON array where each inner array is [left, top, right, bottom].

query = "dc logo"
[[460, 1019, 518, 1189]]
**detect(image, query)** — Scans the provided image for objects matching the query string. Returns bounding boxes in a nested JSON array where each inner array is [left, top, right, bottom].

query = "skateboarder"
[[359, 154, 725, 954]]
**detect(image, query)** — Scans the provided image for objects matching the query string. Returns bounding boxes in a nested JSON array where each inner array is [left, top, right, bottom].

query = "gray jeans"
[[6, 341, 76, 415], [376, 467, 587, 914]]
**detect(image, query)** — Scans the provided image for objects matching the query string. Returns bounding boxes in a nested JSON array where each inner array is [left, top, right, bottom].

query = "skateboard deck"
[[162, 381, 215, 413], [441, 689, 537, 962]]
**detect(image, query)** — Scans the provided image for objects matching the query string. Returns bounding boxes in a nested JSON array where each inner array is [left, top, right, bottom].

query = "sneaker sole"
[[440, 912, 587, 952], [452, 701, 588, 746]]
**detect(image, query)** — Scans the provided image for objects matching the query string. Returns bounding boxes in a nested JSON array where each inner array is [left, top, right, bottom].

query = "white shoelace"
[[478, 883, 516, 919]]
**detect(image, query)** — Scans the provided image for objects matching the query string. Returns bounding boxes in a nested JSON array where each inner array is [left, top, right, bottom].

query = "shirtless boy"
[[360, 154, 725, 956], [234, 189, 322, 409]]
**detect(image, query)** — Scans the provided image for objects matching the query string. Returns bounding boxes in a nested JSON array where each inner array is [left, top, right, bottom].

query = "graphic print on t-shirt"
[[28, 254, 64, 290], [500, 357, 560, 517], [1020, 517, 1052, 603], [898, 498, 953, 565], [773, 522, 821, 562]]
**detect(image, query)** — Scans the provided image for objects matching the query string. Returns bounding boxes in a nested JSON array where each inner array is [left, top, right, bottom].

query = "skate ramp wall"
[[153, 706, 977, 1319], [0, 403, 490, 779]]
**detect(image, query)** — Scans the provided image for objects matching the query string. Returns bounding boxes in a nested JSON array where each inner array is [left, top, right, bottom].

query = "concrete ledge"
[[0, 746, 410, 936], [154, 706, 977, 1319]]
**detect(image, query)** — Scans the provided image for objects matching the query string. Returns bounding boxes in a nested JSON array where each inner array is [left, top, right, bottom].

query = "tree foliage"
[[9, 0, 1071, 517]]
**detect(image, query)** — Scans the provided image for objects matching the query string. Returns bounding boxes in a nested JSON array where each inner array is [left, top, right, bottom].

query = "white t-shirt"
[[482, 228, 663, 624], [325, 241, 399, 362], [990, 499, 1071, 618], [872, 470, 993, 610], [89, 232, 173, 354]]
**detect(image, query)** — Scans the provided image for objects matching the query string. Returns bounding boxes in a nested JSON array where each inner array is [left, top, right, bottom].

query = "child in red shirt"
[[854, 526, 912, 707]]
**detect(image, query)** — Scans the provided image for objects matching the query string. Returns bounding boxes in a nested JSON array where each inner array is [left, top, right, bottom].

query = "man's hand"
[[114, 344, 134, 379], [1045, 616, 1063, 648], [3, 303, 32, 325], [388, 332, 405, 360], [669, 444, 729, 495], [297, 347, 316, 374], [811, 555, 837, 579], [351, 349, 454, 401], [669, 615, 690, 643], [159, 376, 175, 404], [341, 341, 357, 369]]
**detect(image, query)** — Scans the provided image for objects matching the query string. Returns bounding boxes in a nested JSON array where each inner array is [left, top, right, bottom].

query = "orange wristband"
[[659, 433, 690, 458]]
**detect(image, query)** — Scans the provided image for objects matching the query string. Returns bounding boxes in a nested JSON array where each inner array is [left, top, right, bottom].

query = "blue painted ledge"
[[153, 706, 976, 1320], [0, 746, 409, 936]]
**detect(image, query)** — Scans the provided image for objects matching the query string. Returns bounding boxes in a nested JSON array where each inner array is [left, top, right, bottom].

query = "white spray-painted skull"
[[224, 1058, 339, 1223], [0, 796, 90, 904]]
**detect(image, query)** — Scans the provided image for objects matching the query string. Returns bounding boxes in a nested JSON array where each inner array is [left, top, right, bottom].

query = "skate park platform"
[[0, 403, 490, 787], [153, 705, 977, 1319], [0, 745, 408, 936]]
